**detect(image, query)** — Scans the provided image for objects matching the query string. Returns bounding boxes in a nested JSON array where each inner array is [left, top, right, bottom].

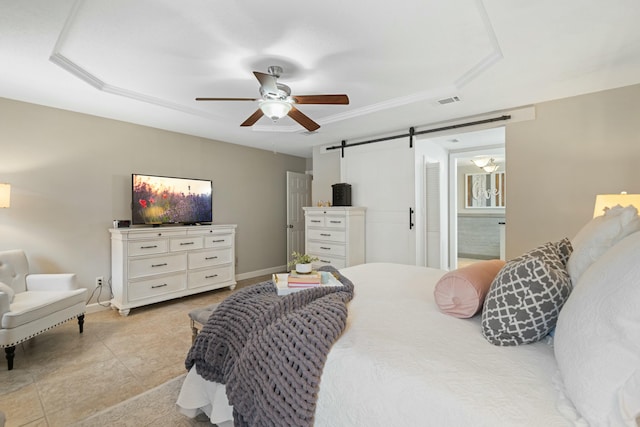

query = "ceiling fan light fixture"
[[259, 100, 292, 121]]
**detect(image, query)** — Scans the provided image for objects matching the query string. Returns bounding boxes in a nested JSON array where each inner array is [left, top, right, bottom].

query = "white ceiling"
[[1, 0, 639, 158]]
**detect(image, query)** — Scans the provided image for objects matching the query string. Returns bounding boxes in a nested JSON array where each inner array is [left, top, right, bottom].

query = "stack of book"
[[287, 271, 322, 288]]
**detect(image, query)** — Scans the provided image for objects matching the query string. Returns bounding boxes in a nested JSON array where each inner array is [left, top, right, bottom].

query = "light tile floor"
[[0, 274, 271, 427]]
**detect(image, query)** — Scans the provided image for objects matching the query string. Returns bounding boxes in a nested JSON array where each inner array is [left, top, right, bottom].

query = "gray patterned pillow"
[[481, 238, 573, 346]]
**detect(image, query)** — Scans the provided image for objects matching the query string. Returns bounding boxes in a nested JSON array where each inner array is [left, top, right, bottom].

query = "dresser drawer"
[[203, 233, 233, 248], [128, 239, 168, 256], [187, 227, 215, 236], [312, 256, 346, 270], [325, 215, 346, 229], [189, 248, 232, 269], [307, 229, 346, 243], [306, 215, 325, 228], [170, 237, 204, 252], [128, 274, 186, 301], [128, 253, 187, 279], [188, 265, 233, 289], [133, 230, 186, 239], [308, 241, 346, 257]]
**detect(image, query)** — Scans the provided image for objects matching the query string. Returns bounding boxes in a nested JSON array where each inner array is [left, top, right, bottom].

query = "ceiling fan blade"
[[292, 94, 349, 105], [240, 109, 264, 127], [253, 71, 278, 95], [195, 97, 258, 101], [288, 106, 320, 132]]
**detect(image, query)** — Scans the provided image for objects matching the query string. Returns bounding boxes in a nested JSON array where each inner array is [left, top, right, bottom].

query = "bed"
[[177, 205, 640, 427]]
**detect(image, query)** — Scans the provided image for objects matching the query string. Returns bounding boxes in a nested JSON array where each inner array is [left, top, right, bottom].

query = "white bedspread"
[[177, 262, 576, 426]]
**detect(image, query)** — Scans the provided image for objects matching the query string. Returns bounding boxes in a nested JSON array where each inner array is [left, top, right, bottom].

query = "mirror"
[[465, 172, 506, 208]]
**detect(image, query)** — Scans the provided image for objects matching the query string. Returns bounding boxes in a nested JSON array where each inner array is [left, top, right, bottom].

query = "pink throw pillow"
[[434, 259, 506, 318]]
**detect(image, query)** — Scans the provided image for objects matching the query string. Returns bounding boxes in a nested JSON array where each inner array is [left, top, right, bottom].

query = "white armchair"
[[0, 249, 87, 370]]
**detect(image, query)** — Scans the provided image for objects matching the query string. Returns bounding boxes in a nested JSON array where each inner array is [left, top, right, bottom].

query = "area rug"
[[71, 374, 215, 427]]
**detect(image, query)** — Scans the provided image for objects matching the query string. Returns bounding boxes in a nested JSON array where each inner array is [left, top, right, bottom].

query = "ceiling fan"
[[195, 66, 349, 132]]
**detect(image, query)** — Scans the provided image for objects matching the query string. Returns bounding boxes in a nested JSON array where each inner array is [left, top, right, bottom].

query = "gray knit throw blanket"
[[185, 266, 354, 427]]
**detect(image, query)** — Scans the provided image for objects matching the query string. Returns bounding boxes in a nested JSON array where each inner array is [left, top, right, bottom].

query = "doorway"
[[423, 127, 506, 270], [286, 171, 312, 267]]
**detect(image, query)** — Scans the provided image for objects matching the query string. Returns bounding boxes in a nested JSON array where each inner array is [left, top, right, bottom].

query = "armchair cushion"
[[2, 289, 86, 329]]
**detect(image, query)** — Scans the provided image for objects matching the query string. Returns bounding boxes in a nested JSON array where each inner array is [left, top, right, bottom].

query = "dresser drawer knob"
[[205, 256, 218, 260], [140, 245, 158, 249], [180, 241, 195, 246], [320, 233, 331, 237], [151, 262, 168, 268], [151, 283, 168, 289], [320, 246, 331, 250], [329, 220, 342, 224], [205, 274, 219, 279], [311, 220, 321, 223], [211, 239, 225, 243], [320, 259, 331, 264]]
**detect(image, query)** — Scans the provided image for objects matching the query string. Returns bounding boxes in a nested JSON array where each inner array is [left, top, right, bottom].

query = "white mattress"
[[177, 262, 578, 426]]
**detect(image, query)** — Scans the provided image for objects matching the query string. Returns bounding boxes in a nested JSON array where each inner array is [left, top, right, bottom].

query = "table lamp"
[[593, 192, 640, 218], [0, 183, 10, 208]]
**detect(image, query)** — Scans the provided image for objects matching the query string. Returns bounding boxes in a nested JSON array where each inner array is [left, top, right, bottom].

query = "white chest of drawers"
[[303, 207, 366, 270], [110, 224, 236, 316]]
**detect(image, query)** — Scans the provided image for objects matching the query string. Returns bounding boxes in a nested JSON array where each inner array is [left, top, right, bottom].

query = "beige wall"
[[0, 97, 306, 303], [505, 83, 640, 258]]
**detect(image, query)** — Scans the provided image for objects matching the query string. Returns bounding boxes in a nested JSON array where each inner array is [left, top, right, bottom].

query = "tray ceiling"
[[1, 0, 639, 157]]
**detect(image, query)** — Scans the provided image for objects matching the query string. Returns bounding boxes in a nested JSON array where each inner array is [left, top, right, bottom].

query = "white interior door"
[[342, 139, 416, 264], [286, 171, 311, 267]]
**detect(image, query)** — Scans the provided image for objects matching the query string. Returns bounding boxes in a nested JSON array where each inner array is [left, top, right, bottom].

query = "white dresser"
[[110, 224, 236, 316], [303, 207, 366, 270]]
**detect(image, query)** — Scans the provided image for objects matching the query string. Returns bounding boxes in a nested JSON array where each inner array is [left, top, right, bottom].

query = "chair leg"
[[5, 346, 15, 371], [77, 314, 85, 334]]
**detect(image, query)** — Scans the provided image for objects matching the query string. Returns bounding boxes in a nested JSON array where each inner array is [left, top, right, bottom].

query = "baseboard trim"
[[85, 265, 286, 314], [235, 265, 286, 281], [86, 302, 112, 314]]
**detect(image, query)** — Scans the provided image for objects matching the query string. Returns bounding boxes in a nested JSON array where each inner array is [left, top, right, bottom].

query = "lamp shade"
[[0, 183, 10, 208], [593, 193, 640, 218], [259, 100, 292, 121]]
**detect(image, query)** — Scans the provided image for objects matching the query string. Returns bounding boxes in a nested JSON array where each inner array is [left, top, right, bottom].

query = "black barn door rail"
[[327, 114, 511, 158]]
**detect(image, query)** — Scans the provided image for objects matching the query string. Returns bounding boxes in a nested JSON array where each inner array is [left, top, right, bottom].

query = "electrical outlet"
[[96, 276, 104, 287]]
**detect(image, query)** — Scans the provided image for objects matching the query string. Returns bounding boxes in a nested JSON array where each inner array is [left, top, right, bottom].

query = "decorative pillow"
[[434, 259, 505, 318], [554, 231, 640, 426], [0, 282, 14, 303], [481, 238, 573, 346], [567, 204, 640, 287]]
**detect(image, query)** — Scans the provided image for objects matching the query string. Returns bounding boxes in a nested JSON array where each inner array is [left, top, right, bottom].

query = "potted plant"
[[288, 251, 319, 274]]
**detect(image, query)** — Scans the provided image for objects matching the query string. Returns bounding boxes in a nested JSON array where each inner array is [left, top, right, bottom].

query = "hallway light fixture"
[[471, 158, 499, 173], [593, 191, 640, 217]]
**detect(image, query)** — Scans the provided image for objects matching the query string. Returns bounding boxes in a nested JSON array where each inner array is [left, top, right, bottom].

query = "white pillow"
[[566, 204, 640, 287], [0, 281, 14, 303], [554, 230, 640, 426]]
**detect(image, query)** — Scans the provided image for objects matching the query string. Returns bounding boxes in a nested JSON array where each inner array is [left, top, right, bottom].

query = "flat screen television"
[[132, 174, 212, 225]]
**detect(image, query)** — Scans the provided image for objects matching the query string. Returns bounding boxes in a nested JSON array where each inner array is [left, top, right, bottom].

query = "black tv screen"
[[132, 174, 212, 225]]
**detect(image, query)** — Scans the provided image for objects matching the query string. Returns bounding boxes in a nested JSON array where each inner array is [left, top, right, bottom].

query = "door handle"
[[409, 207, 414, 230]]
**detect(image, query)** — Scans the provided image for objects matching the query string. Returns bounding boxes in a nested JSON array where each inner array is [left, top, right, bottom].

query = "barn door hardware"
[[409, 207, 415, 230]]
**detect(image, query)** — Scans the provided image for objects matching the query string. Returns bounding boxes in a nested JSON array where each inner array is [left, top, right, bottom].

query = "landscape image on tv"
[[132, 174, 212, 225]]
